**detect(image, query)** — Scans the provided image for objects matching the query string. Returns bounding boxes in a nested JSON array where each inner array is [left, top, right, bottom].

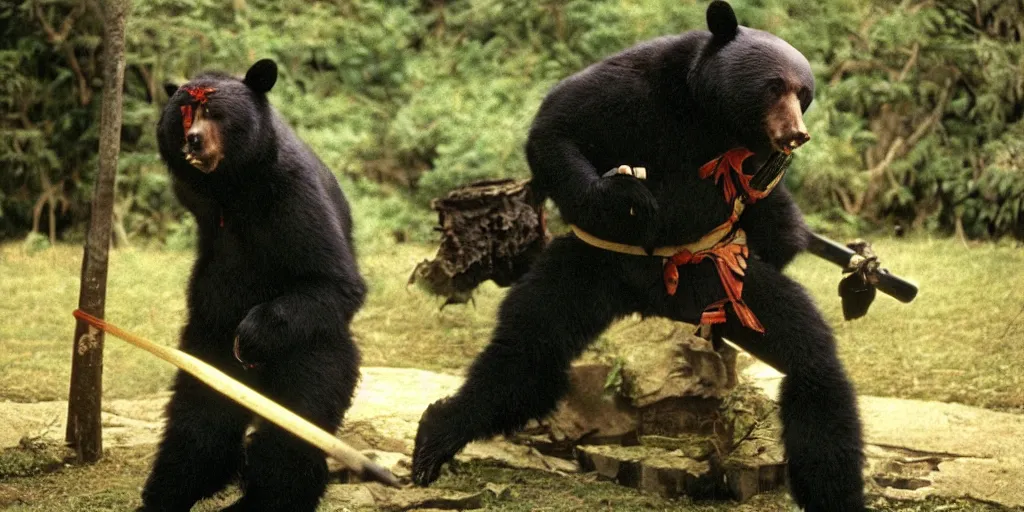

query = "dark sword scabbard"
[[749, 151, 793, 190], [751, 152, 920, 304], [806, 233, 919, 303], [805, 233, 856, 267]]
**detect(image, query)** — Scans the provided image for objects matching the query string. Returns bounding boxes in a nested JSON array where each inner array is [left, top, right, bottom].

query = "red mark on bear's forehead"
[[182, 85, 216, 103], [178, 85, 217, 135]]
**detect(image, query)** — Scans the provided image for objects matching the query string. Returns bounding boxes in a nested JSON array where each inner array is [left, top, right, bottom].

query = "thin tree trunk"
[[65, 0, 130, 464]]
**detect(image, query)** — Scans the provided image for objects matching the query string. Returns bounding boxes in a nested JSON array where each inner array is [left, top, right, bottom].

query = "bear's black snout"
[[186, 132, 203, 152], [778, 129, 810, 151]]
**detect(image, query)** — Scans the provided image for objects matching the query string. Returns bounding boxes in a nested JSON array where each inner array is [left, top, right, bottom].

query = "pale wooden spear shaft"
[[72, 309, 401, 488]]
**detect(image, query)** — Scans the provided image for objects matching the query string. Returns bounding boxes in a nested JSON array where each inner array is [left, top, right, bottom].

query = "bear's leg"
[[226, 339, 360, 512], [138, 371, 252, 511], [716, 258, 865, 512], [412, 239, 634, 486]]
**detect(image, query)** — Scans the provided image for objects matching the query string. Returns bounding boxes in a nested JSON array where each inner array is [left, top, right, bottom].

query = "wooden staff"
[[71, 309, 401, 488]]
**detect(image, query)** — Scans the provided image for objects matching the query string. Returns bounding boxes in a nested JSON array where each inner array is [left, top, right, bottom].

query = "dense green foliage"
[[2, 0, 1022, 245]]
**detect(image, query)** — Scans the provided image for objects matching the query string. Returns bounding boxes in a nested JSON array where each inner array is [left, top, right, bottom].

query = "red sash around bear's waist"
[[568, 148, 783, 334]]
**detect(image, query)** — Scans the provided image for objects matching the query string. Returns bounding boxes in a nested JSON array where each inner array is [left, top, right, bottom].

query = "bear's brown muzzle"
[[182, 106, 224, 173], [766, 92, 810, 154]]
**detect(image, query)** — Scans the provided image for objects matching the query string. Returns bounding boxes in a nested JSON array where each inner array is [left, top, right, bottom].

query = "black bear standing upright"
[[413, 2, 866, 511], [142, 59, 367, 512]]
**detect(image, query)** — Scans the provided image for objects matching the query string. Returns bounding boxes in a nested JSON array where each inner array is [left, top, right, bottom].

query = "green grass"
[[0, 244, 193, 401], [2, 234, 1023, 410], [790, 236, 1024, 412], [1, 234, 1022, 511], [0, 241, 506, 402]]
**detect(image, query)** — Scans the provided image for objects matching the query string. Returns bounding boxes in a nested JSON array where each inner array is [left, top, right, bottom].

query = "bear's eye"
[[767, 78, 787, 96], [798, 87, 813, 106]]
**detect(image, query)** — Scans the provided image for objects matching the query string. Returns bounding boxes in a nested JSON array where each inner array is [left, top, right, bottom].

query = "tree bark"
[[65, 0, 130, 464]]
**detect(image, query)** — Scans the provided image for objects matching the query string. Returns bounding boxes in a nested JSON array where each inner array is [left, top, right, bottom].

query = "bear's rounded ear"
[[706, 0, 738, 41], [163, 82, 180, 98], [244, 58, 278, 94]]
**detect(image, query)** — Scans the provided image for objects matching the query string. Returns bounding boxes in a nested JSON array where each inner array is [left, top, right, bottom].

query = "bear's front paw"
[[580, 173, 659, 245], [233, 304, 286, 368], [411, 397, 471, 486]]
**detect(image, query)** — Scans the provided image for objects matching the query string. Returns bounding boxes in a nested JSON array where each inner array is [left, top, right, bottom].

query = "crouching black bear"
[[412, 2, 866, 511], [141, 58, 367, 512]]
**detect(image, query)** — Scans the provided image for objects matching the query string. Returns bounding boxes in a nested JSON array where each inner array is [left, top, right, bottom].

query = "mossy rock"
[[0, 437, 74, 479], [639, 434, 716, 460], [587, 316, 738, 406]]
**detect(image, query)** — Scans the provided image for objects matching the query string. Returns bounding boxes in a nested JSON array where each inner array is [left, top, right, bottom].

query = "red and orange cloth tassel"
[[663, 147, 771, 334], [178, 86, 216, 134], [568, 148, 783, 335], [661, 228, 763, 334], [698, 147, 771, 204]]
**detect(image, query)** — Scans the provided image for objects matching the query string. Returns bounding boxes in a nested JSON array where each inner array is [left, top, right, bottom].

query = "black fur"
[[411, 3, 864, 511], [140, 59, 366, 512], [706, 0, 739, 40], [163, 82, 179, 99]]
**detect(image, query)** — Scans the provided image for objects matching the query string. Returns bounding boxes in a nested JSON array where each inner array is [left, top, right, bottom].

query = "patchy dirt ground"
[[2, 366, 1022, 511]]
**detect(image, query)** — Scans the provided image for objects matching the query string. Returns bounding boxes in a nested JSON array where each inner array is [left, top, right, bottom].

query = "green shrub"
[[2, 0, 1021, 246]]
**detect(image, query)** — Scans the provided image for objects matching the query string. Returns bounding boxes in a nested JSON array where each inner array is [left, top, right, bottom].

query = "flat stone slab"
[[339, 367, 464, 455], [742, 360, 1024, 508], [327, 482, 487, 511], [325, 481, 520, 511], [573, 385, 786, 504], [859, 394, 1024, 459], [1, 367, 574, 484], [859, 396, 1024, 508], [0, 396, 169, 450], [575, 442, 786, 502], [514, 363, 639, 457], [335, 367, 576, 479]]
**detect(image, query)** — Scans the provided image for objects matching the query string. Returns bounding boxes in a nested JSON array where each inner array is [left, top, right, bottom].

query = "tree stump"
[[408, 178, 549, 306]]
